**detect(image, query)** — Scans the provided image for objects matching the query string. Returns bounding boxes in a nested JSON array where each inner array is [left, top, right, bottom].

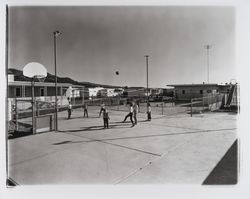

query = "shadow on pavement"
[[54, 128, 236, 146], [6, 177, 19, 186], [202, 139, 238, 185], [58, 122, 133, 133], [8, 131, 33, 139], [63, 116, 101, 120]]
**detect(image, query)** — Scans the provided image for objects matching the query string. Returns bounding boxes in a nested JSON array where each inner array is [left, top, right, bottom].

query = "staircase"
[[225, 84, 236, 108]]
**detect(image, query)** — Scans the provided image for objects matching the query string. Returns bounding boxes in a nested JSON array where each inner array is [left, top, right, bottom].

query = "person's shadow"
[[58, 121, 133, 133]]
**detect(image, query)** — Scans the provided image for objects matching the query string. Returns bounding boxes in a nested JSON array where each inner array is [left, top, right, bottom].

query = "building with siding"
[[8, 73, 87, 107], [167, 83, 232, 101]]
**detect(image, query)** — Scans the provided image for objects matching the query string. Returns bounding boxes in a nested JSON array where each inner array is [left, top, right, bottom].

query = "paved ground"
[[8, 107, 238, 185]]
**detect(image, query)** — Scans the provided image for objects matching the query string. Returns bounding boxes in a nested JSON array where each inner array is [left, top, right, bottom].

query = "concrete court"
[[8, 106, 238, 185]]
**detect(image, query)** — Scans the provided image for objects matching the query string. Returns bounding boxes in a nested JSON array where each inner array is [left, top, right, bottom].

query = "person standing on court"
[[147, 103, 151, 121], [68, 101, 72, 119], [99, 102, 105, 117], [83, 103, 88, 118], [133, 101, 139, 125], [103, 108, 110, 129], [122, 103, 134, 126]]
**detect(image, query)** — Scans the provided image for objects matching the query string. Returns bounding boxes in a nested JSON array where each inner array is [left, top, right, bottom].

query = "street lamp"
[[204, 45, 212, 83], [144, 55, 149, 104], [53, 30, 62, 131]]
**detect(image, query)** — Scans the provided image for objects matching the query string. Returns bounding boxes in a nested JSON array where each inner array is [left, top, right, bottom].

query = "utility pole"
[[205, 45, 212, 83], [53, 30, 61, 131], [144, 55, 149, 104]]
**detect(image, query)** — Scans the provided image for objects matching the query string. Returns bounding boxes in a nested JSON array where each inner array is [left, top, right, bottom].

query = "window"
[[182, 90, 185, 94], [40, 88, 45, 96], [207, 90, 212, 93], [200, 90, 203, 94], [15, 87, 21, 97]]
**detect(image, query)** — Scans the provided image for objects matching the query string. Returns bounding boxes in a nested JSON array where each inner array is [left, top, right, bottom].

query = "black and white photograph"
[[1, 0, 250, 198]]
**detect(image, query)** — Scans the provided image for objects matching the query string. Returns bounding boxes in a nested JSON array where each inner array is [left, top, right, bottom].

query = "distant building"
[[123, 87, 146, 98], [65, 86, 89, 100], [123, 87, 173, 99], [167, 83, 232, 101], [88, 87, 123, 98], [97, 88, 108, 98], [114, 88, 124, 96], [150, 88, 162, 97], [162, 88, 174, 97], [89, 87, 104, 98], [106, 88, 124, 97]]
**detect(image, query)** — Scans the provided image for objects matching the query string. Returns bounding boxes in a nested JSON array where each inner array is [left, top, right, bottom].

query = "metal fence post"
[[36, 101, 39, 116], [118, 96, 120, 111], [162, 97, 164, 115], [15, 98, 18, 131], [190, 99, 193, 117], [202, 97, 204, 112], [216, 94, 218, 109], [31, 78, 36, 134]]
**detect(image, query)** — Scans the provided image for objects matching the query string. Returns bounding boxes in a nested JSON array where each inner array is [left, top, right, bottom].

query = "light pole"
[[205, 45, 212, 83], [144, 55, 149, 104], [53, 30, 61, 131]]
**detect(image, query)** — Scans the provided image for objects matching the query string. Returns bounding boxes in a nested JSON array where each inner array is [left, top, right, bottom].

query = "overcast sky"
[[8, 6, 235, 87]]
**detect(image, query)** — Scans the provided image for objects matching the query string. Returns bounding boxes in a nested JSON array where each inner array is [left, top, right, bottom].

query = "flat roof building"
[[167, 83, 232, 101]]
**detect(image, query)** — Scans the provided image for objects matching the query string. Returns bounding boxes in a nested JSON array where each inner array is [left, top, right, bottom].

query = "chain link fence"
[[190, 94, 224, 116]]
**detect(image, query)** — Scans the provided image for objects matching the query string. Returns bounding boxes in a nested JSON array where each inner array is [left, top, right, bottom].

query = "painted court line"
[[59, 127, 237, 143], [59, 131, 162, 157], [114, 132, 202, 184], [10, 150, 62, 167]]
